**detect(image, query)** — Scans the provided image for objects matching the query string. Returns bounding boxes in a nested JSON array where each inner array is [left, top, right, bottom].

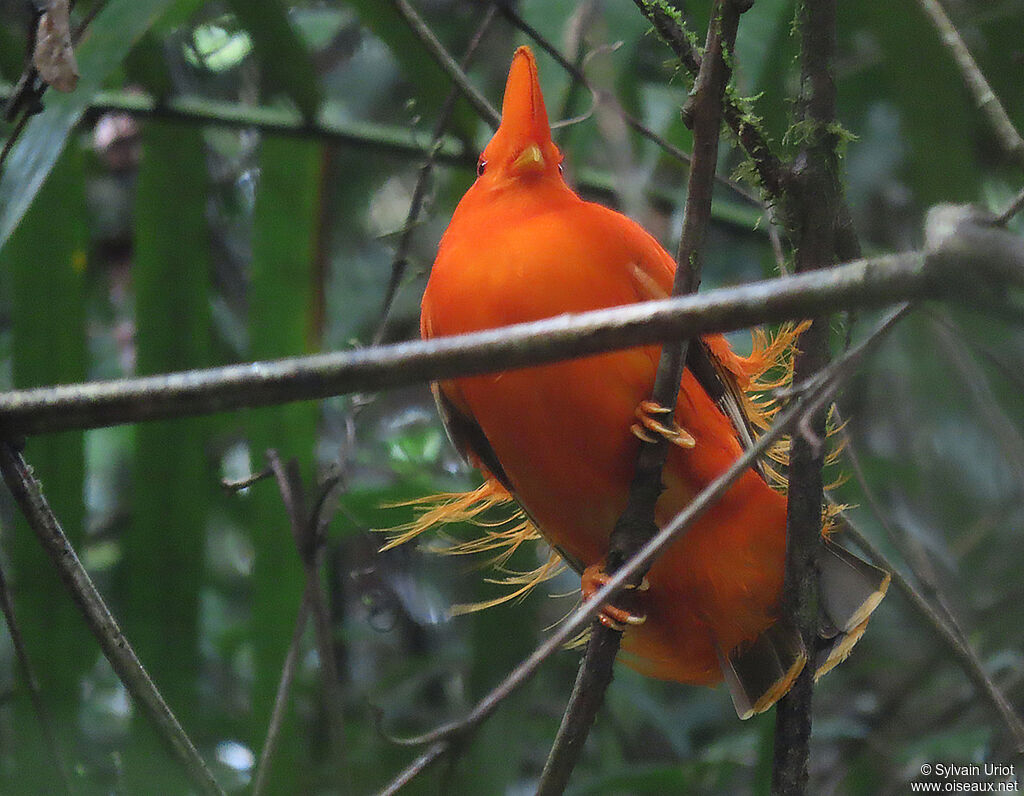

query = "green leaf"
[[0, 0, 180, 250], [245, 135, 323, 788], [119, 120, 212, 748], [224, 0, 322, 120], [0, 145, 90, 788]]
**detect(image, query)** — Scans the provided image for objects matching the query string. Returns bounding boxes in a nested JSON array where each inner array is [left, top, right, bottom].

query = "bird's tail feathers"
[[814, 537, 890, 679], [718, 618, 807, 720], [719, 538, 889, 718]]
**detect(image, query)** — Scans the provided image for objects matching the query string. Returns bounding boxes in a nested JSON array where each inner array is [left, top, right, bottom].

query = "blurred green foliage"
[[0, 0, 1022, 794]]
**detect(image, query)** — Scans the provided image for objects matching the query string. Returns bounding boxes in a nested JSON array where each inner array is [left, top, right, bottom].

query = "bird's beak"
[[513, 143, 546, 174]]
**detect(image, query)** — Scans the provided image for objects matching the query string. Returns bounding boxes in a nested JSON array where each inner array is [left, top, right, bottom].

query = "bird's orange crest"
[[476, 46, 563, 185]]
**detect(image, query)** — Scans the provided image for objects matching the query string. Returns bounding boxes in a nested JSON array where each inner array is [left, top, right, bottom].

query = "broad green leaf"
[[224, 0, 321, 120], [245, 135, 322, 788], [119, 120, 212, 755], [0, 0, 180, 250], [0, 145, 89, 789]]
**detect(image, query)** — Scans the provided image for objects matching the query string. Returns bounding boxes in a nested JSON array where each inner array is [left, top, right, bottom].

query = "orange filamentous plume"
[[393, 45, 887, 719]]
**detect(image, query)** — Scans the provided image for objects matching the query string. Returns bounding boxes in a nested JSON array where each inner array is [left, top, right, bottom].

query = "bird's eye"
[[557, 162, 564, 174], [477, 159, 487, 177]]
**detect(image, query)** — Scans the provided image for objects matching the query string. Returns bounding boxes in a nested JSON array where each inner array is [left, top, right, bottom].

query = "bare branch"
[[1, 233, 1022, 438], [252, 585, 311, 796], [0, 442, 224, 796], [263, 453, 347, 780], [996, 186, 1024, 227]]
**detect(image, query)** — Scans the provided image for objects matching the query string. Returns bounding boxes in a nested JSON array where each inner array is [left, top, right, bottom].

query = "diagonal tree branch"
[[252, 452, 347, 793], [251, 582, 312, 796], [628, 0, 864, 263], [0, 442, 224, 796], [536, 2, 749, 792], [0, 227, 1022, 438], [630, 0, 788, 199]]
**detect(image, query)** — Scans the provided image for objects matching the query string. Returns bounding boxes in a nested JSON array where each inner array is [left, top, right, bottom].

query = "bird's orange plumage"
[[411, 46, 884, 709]]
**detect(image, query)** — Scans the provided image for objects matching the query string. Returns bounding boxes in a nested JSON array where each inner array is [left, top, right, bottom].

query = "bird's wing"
[[431, 382, 514, 492]]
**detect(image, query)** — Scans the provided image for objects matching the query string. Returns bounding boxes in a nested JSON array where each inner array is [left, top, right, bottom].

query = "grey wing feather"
[[431, 384, 586, 574]]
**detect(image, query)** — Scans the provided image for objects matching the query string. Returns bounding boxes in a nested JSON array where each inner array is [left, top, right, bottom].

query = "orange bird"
[[402, 46, 887, 718]]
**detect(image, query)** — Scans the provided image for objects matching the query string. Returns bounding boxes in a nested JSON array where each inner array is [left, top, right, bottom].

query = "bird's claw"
[[631, 400, 696, 448], [582, 564, 648, 630]]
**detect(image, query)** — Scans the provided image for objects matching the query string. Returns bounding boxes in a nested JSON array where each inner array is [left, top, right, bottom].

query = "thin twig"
[[0, 442, 224, 796], [251, 585, 311, 796], [377, 741, 448, 796], [373, 5, 497, 345], [375, 305, 911, 794], [389, 0, 500, 129], [927, 308, 1024, 395], [264, 452, 348, 778], [1, 239, 1022, 437], [0, 558, 73, 792], [912, 0, 1024, 169], [930, 314, 1024, 495], [995, 186, 1024, 227], [536, 3, 747, 792], [0, 112, 32, 181]]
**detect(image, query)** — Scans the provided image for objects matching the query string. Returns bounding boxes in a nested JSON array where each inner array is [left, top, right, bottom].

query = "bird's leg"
[[581, 563, 649, 631], [631, 399, 696, 447]]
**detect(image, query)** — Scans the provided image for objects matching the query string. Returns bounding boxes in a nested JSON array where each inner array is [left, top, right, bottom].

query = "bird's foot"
[[630, 400, 696, 448], [581, 563, 649, 631]]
